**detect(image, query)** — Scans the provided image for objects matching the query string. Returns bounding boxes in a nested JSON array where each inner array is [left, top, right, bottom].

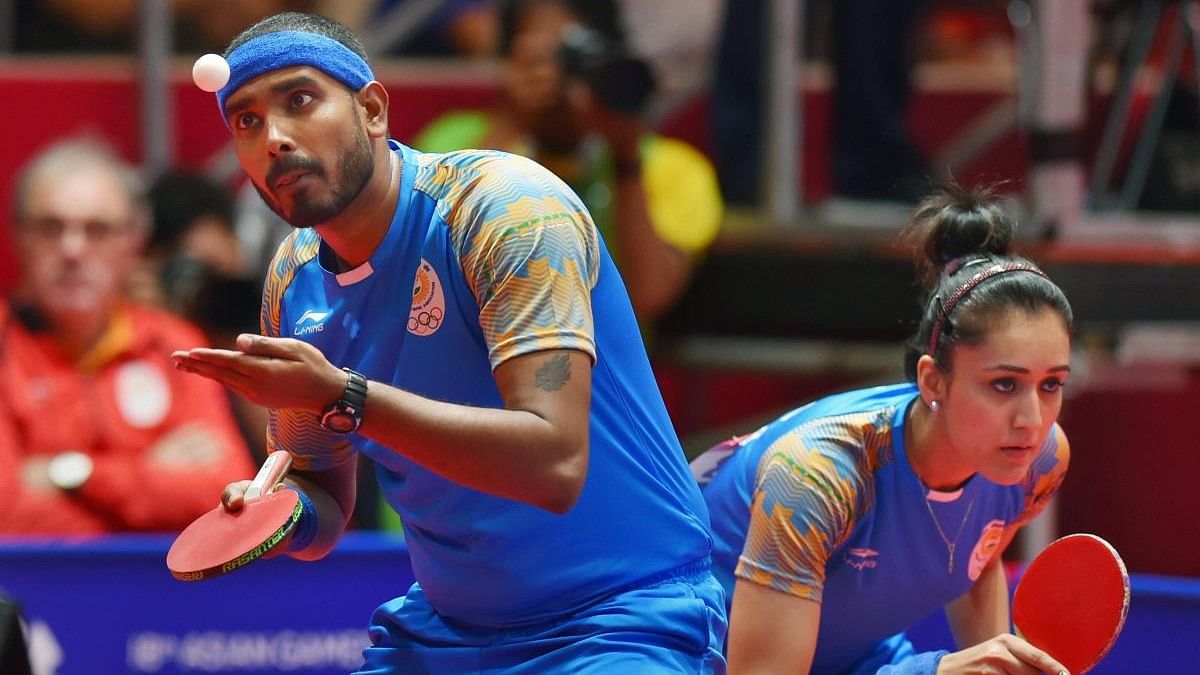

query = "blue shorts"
[[355, 569, 728, 674]]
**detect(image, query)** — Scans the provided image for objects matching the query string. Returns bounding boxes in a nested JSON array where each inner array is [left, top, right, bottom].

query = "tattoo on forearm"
[[535, 354, 571, 391]]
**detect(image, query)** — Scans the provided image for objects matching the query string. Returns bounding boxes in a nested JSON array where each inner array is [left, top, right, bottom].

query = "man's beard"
[[258, 132, 375, 229]]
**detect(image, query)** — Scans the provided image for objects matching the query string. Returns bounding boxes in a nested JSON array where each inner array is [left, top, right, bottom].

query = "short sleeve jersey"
[[702, 383, 1070, 673], [260, 141, 714, 628]]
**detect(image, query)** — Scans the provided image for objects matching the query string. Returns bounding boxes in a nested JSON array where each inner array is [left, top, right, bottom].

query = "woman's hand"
[[937, 633, 1068, 674]]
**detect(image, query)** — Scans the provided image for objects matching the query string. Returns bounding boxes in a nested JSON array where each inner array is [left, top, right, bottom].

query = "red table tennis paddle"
[[1012, 533, 1130, 674], [167, 451, 301, 581]]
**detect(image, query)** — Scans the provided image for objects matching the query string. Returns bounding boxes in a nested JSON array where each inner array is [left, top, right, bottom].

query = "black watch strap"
[[341, 367, 368, 410]]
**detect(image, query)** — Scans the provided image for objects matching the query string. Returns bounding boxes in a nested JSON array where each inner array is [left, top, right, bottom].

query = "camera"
[[557, 23, 656, 117]]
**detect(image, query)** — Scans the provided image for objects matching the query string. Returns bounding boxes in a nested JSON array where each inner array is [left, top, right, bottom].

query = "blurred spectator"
[[14, 0, 138, 52], [140, 171, 246, 313], [830, 0, 932, 204], [15, 0, 308, 54], [142, 170, 270, 462], [711, 0, 932, 208], [188, 274, 271, 463], [414, 0, 723, 322], [314, 0, 500, 58], [0, 137, 254, 534], [174, 0, 314, 54], [613, 0, 723, 103]]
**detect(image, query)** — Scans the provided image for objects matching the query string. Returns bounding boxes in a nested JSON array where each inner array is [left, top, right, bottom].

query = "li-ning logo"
[[844, 548, 879, 571], [293, 309, 329, 336]]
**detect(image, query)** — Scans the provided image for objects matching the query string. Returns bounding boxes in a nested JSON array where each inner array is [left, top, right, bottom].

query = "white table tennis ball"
[[192, 53, 230, 93]]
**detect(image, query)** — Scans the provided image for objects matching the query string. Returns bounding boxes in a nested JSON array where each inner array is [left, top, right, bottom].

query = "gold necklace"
[[919, 483, 977, 575]]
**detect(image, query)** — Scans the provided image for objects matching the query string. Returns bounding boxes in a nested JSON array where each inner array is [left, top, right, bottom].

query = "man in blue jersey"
[[172, 11, 726, 675]]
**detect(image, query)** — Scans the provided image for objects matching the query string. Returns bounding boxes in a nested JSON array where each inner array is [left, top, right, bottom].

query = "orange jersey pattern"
[[413, 150, 599, 368], [736, 409, 895, 602]]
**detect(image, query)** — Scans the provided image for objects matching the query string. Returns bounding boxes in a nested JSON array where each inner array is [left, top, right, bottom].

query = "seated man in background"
[[140, 170, 270, 462], [414, 0, 723, 323], [138, 170, 248, 315], [0, 137, 254, 534]]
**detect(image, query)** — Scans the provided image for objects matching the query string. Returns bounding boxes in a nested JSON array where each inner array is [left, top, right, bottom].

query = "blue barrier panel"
[[909, 572, 1200, 672], [0, 533, 413, 675], [3, 534, 1197, 673]]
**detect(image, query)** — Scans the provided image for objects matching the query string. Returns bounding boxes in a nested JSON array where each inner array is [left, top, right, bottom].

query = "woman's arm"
[[727, 579, 821, 675]]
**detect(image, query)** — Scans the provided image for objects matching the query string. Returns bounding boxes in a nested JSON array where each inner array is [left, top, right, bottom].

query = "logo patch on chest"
[[408, 259, 445, 336]]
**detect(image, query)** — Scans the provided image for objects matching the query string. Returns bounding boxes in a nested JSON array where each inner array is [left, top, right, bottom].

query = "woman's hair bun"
[[906, 182, 1015, 287]]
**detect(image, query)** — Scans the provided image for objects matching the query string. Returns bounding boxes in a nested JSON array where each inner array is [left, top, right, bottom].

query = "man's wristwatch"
[[320, 367, 368, 434], [47, 450, 94, 491]]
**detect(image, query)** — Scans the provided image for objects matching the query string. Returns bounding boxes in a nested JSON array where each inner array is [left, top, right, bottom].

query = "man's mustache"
[[266, 156, 325, 188]]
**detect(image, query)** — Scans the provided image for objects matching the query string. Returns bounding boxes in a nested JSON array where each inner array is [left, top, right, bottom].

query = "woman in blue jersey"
[[697, 185, 1074, 675]]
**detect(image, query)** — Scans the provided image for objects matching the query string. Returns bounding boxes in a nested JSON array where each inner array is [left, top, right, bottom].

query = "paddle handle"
[[243, 451, 293, 501]]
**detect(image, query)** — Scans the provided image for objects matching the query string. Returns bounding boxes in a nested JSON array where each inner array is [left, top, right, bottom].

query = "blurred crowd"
[[1, 0, 1196, 537], [2, 0, 726, 535], [15, 0, 498, 57]]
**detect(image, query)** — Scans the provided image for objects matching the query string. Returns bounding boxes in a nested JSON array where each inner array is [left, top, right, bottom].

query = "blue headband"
[[217, 31, 375, 114]]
